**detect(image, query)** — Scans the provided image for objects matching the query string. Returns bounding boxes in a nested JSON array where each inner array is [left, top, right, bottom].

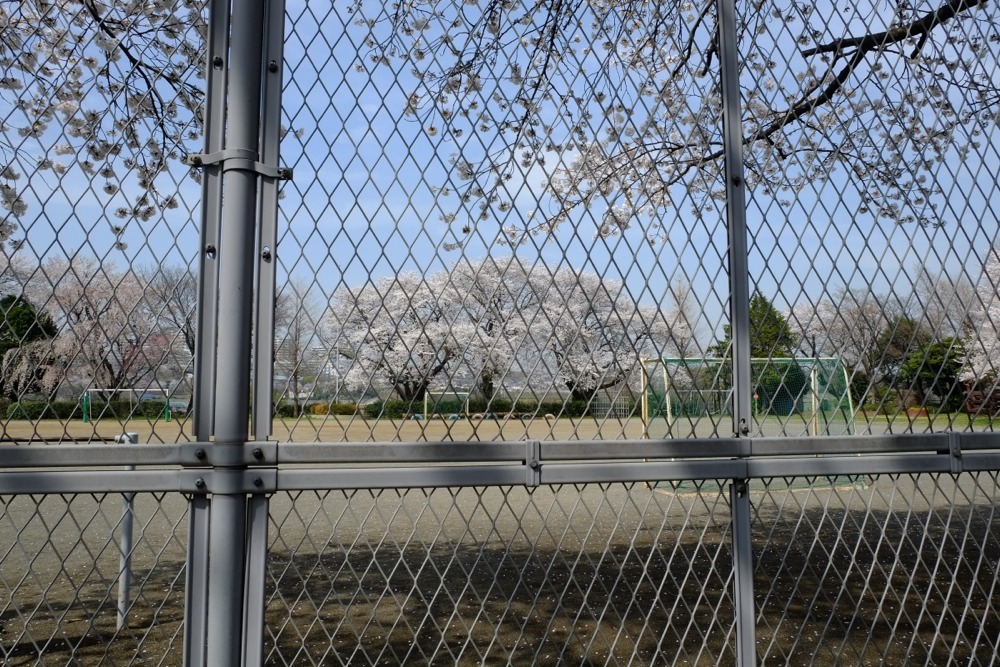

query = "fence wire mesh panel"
[[270, 0, 1000, 443], [0, 492, 191, 665], [1, 0, 1000, 663], [739, 0, 1000, 437], [263, 483, 736, 666], [753, 472, 1000, 665], [0, 0, 204, 444], [274, 0, 734, 443]]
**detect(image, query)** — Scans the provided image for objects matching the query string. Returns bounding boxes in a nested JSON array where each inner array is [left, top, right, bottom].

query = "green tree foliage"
[[753, 362, 808, 416], [0, 296, 55, 357], [710, 292, 798, 359], [869, 315, 933, 383], [708, 293, 807, 415], [898, 337, 966, 409]]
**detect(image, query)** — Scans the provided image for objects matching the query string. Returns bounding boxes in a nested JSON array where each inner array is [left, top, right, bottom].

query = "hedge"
[[356, 398, 593, 419], [6, 399, 181, 420], [307, 402, 359, 416], [275, 402, 303, 418], [362, 399, 411, 419], [7, 400, 82, 420]]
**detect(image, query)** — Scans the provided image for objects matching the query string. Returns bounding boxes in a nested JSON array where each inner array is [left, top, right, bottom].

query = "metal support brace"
[[183, 494, 211, 667], [191, 0, 231, 441], [185, 442, 277, 468], [114, 433, 138, 632], [716, 0, 756, 659], [183, 469, 277, 495], [525, 440, 541, 487], [730, 480, 756, 666], [253, 0, 287, 441], [243, 495, 271, 666]]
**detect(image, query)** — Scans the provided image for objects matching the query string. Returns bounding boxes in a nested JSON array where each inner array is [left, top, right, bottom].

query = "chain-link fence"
[[1, 0, 999, 663]]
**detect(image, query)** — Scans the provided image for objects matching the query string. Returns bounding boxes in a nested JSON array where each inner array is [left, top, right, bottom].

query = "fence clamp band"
[[186, 148, 293, 181], [526, 440, 541, 487], [182, 469, 277, 494], [948, 431, 962, 475]]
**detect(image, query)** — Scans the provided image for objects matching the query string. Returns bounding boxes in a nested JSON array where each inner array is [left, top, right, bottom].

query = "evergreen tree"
[[710, 292, 798, 359]]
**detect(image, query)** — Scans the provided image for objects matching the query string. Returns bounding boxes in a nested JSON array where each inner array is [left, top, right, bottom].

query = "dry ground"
[[0, 411, 983, 445], [2, 420, 998, 665]]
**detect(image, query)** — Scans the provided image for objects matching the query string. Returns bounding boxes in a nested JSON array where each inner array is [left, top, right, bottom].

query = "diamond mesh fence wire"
[[0, 0, 204, 444], [267, 0, 1000, 443], [263, 483, 737, 666], [0, 0, 999, 665], [0, 0, 994, 442], [0, 492, 191, 665], [273, 0, 735, 442], [753, 472, 1000, 666]]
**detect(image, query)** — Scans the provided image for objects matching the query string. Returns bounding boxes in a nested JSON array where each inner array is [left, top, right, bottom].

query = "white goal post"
[[81, 388, 138, 423]]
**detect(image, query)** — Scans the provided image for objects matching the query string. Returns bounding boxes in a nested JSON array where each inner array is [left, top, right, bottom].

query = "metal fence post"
[[717, 0, 752, 437], [730, 479, 756, 665], [115, 432, 138, 631], [252, 0, 287, 441], [717, 0, 757, 662], [192, 0, 231, 441], [202, 0, 267, 663]]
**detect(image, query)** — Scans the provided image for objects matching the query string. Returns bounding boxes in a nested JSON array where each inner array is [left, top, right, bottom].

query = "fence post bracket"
[[526, 440, 541, 487], [949, 431, 963, 475], [186, 148, 293, 180]]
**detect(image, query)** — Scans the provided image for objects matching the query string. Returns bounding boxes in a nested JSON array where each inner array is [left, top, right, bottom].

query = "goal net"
[[641, 357, 855, 438]]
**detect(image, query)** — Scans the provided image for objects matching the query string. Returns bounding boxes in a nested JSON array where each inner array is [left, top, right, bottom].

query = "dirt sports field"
[[2, 418, 998, 665], [0, 410, 973, 444]]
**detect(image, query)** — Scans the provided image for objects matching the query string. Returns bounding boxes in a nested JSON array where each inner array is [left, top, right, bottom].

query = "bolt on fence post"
[[115, 432, 139, 630]]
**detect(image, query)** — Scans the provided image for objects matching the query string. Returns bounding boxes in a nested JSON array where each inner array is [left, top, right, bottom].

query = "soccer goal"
[[423, 390, 471, 419], [81, 388, 139, 423], [641, 357, 855, 438]]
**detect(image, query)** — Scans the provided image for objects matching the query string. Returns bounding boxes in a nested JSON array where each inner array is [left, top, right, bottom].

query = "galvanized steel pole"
[[205, 0, 267, 663], [717, 0, 753, 435], [716, 0, 757, 663]]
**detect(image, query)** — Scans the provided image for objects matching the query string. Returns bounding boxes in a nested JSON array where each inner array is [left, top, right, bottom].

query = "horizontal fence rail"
[[2, 0, 999, 662], [3, 436, 1000, 488]]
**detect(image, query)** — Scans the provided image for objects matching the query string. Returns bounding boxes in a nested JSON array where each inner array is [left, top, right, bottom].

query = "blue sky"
[[7, 0, 1000, 350]]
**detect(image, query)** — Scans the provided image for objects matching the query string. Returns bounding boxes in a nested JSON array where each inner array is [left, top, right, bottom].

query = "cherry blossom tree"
[[359, 0, 998, 244], [441, 256, 538, 400], [12, 256, 165, 397], [962, 248, 1000, 385], [0, 250, 31, 296], [328, 261, 689, 405], [140, 263, 198, 357], [274, 280, 328, 414], [0, 0, 205, 244], [789, 289, 894, 373], [912, 261, 977, 338], [534, 267, 674, 403], [328, 271, 461, 404], [138, 263, 197, 394]]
